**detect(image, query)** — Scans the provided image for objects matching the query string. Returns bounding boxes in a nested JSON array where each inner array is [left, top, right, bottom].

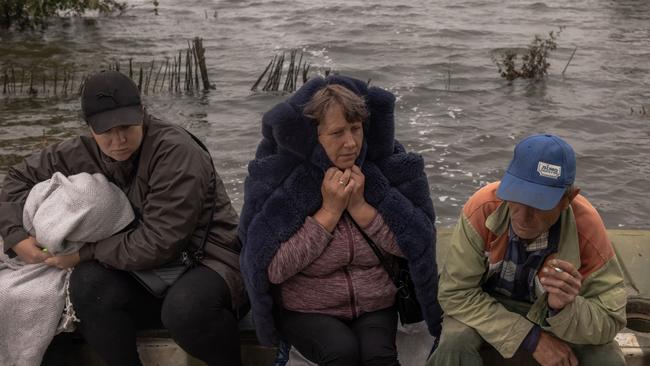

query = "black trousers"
[[276, 307, 400, 366], [67, 261, 242, 366]]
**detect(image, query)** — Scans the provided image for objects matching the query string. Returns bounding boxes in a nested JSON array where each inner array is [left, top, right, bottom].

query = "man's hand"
[[532, 331, 578, 366], [44, 252, 80, 269], [12, 236, 51, 264], [541, 259, 582, 311]]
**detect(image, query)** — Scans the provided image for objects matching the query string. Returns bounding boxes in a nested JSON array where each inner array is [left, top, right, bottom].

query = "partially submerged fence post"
[[1, 38, 214, 97], [161, 58, 169, 92], [193, 37, 211, 90], [252, 49, 312, 93], [153, 61, 164, 93], [3, 69, 8, 94], [53, 68, 58, 95], [176, 51, 181, 93], [28, 68, 35, 95], [11, 66, 16, 94], [138, 66, 143, 91]]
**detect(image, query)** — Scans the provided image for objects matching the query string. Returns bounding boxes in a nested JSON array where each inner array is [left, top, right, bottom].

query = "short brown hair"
[[303, 84, 369, 125]]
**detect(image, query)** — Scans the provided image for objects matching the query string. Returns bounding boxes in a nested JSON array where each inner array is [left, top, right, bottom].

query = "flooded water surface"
[[1, 0, 649, 229]]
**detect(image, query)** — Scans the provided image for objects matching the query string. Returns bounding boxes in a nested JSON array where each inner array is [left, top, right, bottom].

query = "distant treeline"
[[0, 0, 127, 30]]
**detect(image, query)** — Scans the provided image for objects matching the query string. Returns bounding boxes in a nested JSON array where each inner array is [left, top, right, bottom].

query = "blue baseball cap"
[[497, 134, 576, 210]]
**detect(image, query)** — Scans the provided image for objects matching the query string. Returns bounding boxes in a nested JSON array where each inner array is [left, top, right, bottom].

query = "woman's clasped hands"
[[316, 165, 375, 231]]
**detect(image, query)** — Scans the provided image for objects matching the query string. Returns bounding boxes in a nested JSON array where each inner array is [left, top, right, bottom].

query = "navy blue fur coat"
[[239, 75, 442, 346]]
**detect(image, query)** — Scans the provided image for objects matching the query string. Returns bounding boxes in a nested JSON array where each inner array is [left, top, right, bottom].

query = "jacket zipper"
[[343, 267, 358, 318], [342, 217, 358, 318]]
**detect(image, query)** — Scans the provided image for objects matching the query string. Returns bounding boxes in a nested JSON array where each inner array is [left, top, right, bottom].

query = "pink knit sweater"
[[267, 213, 404, 319]]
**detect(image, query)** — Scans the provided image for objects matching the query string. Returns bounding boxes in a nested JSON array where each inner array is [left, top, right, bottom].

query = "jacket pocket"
[[598, 286, 627, 311]]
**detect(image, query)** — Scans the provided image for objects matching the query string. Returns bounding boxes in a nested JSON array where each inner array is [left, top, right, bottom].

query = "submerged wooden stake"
[[145, 60, 155, 94], [11, 66, 16, 94], [193, 45, 199, 89], [53, 68, 58, 95], [185, 48, 191, 91], [62, 69, 68, 96], [70, 69, 75, 96], [161, 58, 169, 93], [2, 38, 216, 98], [562, 46, 577, 76], [193, 37, 211, 90], [294, 51, 303, 90], [302, 63, 310, 83], [153, 61, 164, 93], [252, 58, 274, 91], [2, 69, 7, 94], [177, 51, 182, 93], [20, 68, 25, 93], [262, 55, 277, 91], [138, 66, 143, 91], [254, 49, 311, 93]]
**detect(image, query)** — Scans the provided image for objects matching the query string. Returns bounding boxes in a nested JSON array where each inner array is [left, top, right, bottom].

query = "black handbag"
[[348, 214, 424, 324], [131, 250, 200, 298], [131, 130, 216, 298]]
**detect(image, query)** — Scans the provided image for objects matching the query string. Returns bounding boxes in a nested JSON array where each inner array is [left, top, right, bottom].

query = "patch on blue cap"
[[537, 161, 562, 179]]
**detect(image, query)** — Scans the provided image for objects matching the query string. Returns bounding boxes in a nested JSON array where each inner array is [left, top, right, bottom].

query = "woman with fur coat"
[[239, 75, 442, 365]]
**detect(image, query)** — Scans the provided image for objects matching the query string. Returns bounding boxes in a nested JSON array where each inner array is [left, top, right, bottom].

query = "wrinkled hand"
[[532, 331, 578, 366], [321, 167, 353, 217], [12, 236, 51, 264], [44, 252, 80, 269], [347, 165, 366, 212], [541, 259, 582, 311]]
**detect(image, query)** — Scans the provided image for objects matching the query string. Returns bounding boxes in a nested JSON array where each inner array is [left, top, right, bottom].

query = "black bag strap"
[[183, 129, 217, 261], [345, 212, 399, 287]]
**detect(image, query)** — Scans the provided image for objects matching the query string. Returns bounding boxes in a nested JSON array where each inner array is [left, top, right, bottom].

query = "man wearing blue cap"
[[429, 134, 626, 366]]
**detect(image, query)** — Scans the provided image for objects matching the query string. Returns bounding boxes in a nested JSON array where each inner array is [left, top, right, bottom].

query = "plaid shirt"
[[483, 222, 560, 303], [525, 231, 549, 252]]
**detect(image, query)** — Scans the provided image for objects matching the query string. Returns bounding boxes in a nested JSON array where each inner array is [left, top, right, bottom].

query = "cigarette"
[[552, 266, 563, 273]]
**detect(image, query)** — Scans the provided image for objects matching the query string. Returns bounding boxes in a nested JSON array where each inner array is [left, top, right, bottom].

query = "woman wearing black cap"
[[0, 70, 247, 366]]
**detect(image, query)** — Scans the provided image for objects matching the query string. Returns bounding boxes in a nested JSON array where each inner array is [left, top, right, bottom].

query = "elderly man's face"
[[507, 188, 580, 240], [507, 200, 565, 240]]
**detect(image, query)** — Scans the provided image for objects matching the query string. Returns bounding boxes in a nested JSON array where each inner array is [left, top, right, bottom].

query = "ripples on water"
[[1, 0, 649, 228]]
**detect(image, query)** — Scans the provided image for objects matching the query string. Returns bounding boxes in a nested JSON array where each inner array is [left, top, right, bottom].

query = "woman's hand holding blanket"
[[12, 236, 51, 264], [44, 252, 80, 269], [314, 168, 353, 232], [347, 165, 377, 227]]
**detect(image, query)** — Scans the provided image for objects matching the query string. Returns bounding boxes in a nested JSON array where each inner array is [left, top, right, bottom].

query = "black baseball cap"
[[81, 70, 144, 134]]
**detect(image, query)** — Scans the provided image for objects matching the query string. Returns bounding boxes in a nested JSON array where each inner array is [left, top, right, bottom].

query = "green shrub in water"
[[494, 29, 561, 82]]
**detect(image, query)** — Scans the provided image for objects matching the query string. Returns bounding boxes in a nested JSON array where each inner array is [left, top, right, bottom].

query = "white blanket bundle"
[[0, 172, 134, 366]]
